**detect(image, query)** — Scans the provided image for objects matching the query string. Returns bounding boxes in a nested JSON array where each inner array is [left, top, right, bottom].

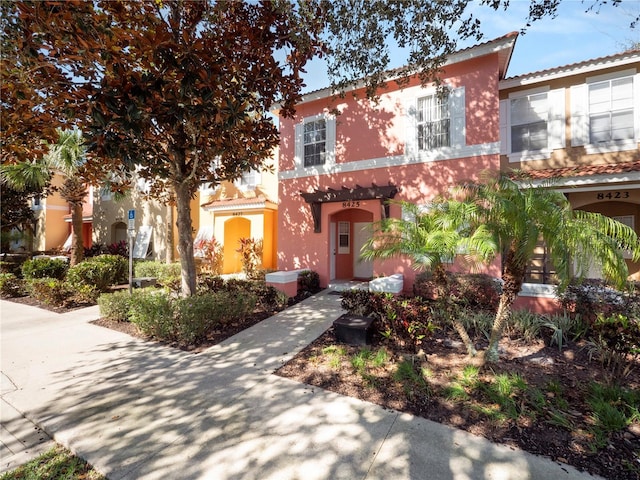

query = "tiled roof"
[[518, 161, 640, 180], [502, 48, 640, 83]]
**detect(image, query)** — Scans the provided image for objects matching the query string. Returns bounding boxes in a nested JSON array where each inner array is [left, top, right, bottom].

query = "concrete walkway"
[[0, 293, 601, 479]]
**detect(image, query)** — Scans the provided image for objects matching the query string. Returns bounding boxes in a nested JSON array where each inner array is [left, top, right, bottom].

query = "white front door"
[[353, 222, 373, 279]]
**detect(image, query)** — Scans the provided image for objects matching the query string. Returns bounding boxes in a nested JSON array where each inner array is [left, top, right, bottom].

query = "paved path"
[[1, 294, 601, 479]]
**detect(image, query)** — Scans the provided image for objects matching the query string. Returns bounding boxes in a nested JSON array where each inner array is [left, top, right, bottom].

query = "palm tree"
[[361, 201, 495, 357], [362, 172, 640, 363], [1, 129, 87, 265]]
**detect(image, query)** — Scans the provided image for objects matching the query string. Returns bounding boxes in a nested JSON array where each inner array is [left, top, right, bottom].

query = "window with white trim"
[[500, 87, 565, 160], [570, 70, 638, 152], [417, 92, 450, 150], [588, 77, 634, 144], [338, 221, 350, 254], [303, 119, 327, 167], [294, 114, 336, 170], [237, 169, 261, 190], [510, 92, 548, 152]]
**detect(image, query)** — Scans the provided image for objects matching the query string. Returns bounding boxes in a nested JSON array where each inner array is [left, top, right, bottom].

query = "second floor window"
[[417, 92, 450, 150], [510, 93, 548, 152], [588, 76, 634, 144], [303, 119, 327, 167]]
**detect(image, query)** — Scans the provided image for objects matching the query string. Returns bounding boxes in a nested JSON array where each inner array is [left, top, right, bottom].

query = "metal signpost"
[[128, 209, 135, 294]]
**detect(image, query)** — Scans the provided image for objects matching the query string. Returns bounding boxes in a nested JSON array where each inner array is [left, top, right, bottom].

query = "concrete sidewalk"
[[1, 294, 600, 479]]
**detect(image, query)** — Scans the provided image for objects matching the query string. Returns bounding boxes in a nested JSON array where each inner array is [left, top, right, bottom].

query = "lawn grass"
[[0, 444, 104, 480]]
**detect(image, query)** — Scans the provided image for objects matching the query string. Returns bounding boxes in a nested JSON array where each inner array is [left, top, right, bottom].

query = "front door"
[[353, 222, 373, 279]]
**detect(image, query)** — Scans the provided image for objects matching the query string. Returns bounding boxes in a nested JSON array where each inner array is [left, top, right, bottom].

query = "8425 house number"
[[342, 201, 360, 208], [596, 191, 629, 200]]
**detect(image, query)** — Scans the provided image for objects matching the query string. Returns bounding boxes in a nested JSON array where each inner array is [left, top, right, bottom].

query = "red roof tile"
[[517, 161, 640, 180]]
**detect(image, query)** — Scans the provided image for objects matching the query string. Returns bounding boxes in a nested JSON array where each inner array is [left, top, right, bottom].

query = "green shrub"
[[98, 290, 133, 322], [413, 271, 500, 312], [25, 277, 73, 306], [21, 257, 69, 280], [558, 279, 640, 325], [196, 274, 225, 293], [134, 261, 182, 291], [128, 289, 176, 340], [0, 273, 25, 297], [298, 270, 321, 295], [67, 255, 127, 292], [587, 313, 640, 383], [173, 292, 248, 345], [369, 293, 435, 351], [341, 289, 375, 317]]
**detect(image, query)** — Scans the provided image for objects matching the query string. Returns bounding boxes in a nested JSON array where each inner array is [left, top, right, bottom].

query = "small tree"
[[362, 172, 640, 363], [1, 129, 88, 265], [238, 237, 264, 280]]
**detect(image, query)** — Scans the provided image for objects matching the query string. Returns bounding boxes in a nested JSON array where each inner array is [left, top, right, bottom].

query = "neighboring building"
[[91, 177, 183, 262], [499, 48, 640, 307], [200, 160, 278, 274], [274, 33, 517, 292], [29, 174, 92, 253], [92, 152, 279, 272], [273, 33, 639, 309]]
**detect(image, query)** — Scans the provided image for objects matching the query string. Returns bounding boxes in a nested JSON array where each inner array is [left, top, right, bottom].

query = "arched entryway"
[[329, 209, 374, 280], [223, 217, 250, 274], [112, 222, 127, 245]]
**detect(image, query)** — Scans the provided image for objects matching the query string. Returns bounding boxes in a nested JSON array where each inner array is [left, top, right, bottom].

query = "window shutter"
[[294, 122, 303, 167], [570, 84, 588, 146], [634, 73, 640, 142], [326, 116, 336, 164], [548, 88, 565, 150], [499, 99, 509, 154], [403, 97, 418, 159], [450, 86, 466, 148]]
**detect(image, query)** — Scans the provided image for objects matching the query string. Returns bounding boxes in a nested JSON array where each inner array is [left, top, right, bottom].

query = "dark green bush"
[[558, 279, 640, 325], [341, 289, 375, 317], [25, 277, 73, 306], [128, 289, 258, 346], [21, 257, 69, 280], [413, 271, 500, 313], [0, 273, 25, 298], [98, 290, 133, 322], [67, 255, 127, 292], [342, 290, 435, 351], [128, 289, 176, 340], [369, 293, 435, 351], [197, 274, 225, 292], [173, 291, 257, 345], [298, 270, 321, 295]]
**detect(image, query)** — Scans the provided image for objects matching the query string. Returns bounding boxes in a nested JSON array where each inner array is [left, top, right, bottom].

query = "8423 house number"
[[596, 191, 629, 200]]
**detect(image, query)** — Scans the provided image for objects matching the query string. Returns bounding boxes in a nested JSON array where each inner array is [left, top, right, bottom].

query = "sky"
[[298, 0, 640, 93]]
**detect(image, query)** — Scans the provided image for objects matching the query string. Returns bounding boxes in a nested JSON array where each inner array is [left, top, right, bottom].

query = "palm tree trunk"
[[433, 264, 477, 357], [70, 202, 84, 266], [174, 181, 197, 297], [483, 249, 525, 363]]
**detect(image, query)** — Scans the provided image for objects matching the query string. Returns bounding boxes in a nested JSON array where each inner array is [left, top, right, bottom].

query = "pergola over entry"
[[300, 184, 399, 233]]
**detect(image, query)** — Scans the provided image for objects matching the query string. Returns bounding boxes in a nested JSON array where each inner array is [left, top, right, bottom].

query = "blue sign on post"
[[128, 209, 135, 229]]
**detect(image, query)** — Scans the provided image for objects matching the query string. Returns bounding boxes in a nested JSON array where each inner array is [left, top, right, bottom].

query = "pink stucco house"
[[272, 33, 517, 294], [270, 32, 640, 310]]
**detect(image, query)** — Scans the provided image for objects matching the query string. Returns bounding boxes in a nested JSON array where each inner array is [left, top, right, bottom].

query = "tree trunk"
[[165, 205, 174, 264], [174, 182, 197, 297], [433, 264, 477, 357], [483, 249, 525, 363], [70, 201, 84, 266]]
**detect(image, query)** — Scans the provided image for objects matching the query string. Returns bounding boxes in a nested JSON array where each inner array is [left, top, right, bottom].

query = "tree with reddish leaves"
[[2, 0, 324, 296]]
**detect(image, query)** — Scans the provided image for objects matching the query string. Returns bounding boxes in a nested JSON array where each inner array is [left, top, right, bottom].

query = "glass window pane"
[[611, 110, 634, 141]]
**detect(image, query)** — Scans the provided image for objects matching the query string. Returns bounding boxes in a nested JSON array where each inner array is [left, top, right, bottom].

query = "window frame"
[[294, 113, 336, 172], [338, 221, 350, 254], [416, 91, 451, 150]]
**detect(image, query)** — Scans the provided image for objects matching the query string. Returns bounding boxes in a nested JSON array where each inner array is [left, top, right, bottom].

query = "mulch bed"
[[276, 327, 640, 480]]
